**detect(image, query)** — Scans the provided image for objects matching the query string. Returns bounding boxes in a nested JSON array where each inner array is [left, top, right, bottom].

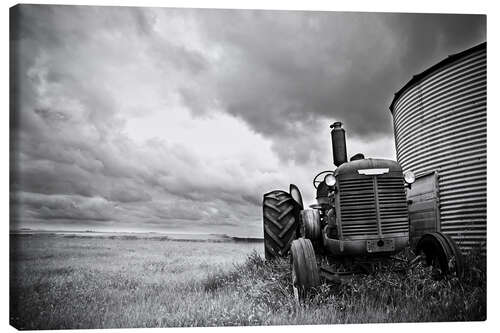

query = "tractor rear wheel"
[[290, 238, 320, 301], [263, 190, 300, 259], [415, 232, 464, 278]]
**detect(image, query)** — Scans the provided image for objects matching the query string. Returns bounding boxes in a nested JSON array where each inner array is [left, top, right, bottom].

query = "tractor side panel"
[[407, 171, 440, 247]]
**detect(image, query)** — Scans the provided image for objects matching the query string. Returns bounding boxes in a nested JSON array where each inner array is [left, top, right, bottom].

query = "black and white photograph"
[[8, 2, 488, 330]]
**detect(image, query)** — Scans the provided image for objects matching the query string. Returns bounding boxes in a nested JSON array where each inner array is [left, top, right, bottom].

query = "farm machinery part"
[[262, 122, 464, 299]]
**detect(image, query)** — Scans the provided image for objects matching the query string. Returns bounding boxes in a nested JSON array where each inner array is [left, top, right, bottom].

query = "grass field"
[[10, 233, 486, 330]]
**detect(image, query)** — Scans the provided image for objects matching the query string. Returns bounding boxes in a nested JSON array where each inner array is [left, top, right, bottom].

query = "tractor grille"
[[339, 178, 378, 237], [377, 176, 409, 235], [338, 175, 408, 238]]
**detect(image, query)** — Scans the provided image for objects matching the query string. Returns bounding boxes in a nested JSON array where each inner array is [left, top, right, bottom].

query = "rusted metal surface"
[[391, 42, 486, 254], [406, 171, 440, 247]]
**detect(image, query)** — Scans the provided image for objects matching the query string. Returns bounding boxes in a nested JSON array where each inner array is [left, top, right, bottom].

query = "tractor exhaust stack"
[[330, 122, 347, 167]]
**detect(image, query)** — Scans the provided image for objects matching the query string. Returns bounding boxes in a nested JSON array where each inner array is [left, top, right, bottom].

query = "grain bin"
[[390, 42, 486, 254]]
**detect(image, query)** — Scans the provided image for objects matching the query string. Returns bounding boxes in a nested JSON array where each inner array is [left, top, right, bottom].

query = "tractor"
[[262, 122, 464, 298]]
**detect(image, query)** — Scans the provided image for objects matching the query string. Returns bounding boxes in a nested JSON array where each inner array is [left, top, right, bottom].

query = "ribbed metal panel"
[[339, 177, 378, 238], [377, 175, 409, 235], [391, 43, 486, 254]]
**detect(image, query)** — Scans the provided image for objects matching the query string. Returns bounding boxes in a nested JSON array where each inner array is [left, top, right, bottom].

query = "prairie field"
[[10, 233, 486, 330]]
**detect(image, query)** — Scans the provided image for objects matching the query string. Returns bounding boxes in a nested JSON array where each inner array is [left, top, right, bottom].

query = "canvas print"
[[10, 4, 486, 330]]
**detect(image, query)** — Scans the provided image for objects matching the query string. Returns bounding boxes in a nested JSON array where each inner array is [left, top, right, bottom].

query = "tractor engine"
[[318, 122, 411, 256]]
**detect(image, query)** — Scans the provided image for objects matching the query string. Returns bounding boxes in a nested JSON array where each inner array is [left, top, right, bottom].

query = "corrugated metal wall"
[[391, 44, 486, 254]]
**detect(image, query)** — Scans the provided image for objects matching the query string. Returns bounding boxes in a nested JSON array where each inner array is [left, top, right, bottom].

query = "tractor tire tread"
[[263, 190, 299, 260]]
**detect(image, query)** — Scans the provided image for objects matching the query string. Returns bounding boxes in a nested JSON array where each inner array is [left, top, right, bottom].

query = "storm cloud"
[[10, 5, 485, 236]]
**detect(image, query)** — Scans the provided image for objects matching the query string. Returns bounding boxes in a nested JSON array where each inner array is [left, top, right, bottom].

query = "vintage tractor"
[[262, 122, 464, 297]]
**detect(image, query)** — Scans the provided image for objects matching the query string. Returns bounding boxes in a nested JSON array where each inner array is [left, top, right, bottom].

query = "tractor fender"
[[289, 184, 304, 209], [415, 232, 464, 277]]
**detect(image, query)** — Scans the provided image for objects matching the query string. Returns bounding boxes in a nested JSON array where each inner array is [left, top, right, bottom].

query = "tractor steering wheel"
[[313, 170, 335, 189]]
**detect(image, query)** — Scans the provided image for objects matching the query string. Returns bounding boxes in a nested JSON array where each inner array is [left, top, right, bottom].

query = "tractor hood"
[[334, 158, 402, 177]]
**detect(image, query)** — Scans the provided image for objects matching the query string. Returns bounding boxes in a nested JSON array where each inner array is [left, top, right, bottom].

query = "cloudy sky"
[[10, 5, 485, 236]]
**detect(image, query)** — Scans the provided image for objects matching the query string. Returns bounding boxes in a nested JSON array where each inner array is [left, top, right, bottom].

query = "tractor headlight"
[[404, 170, 416, 184], [324, 174, 336, 187]]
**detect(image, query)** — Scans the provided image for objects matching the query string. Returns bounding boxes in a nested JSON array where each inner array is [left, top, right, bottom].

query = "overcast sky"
[[10, 5, 485, 236]]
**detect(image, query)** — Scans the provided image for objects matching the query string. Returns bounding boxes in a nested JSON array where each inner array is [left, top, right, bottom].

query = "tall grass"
[[200, 249, 486, 324], [10, 234, 485, 329]]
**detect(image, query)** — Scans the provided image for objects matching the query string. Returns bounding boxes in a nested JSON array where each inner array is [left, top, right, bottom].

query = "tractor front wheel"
[[290, 238, 320, 301]]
